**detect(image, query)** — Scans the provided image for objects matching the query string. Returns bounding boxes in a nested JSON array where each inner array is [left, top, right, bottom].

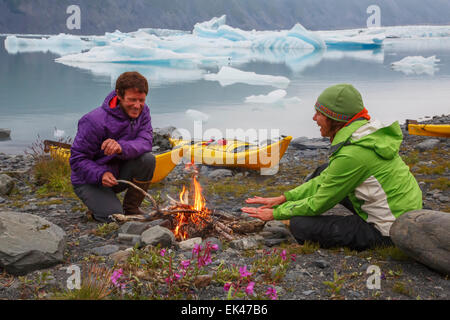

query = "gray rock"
[[208, 169, 233, 179], [0, 174, 15, 196], [117, 233, 142, 247], [153, 126, 177, 150], [119, 222, 151, 235], [291, 137, 330, 150], [0, 211, 66, 275], [0, 129, 11, 140], [302, 290, 315, 296], [264, 238, 287, 247], [416, 139, 440, 151], [261, 226, 292, 239], [229, 237, 258, 250], [91, 245, 120, 256], [313, 259, 330, 269], [141, 225, 176, 248], [391, 210, 450, 275], [0, 197, 5, 204], [179, 237, 202, 251]]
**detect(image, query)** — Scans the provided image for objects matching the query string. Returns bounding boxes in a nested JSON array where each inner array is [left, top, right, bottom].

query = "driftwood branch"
[[116, 179, 160, 212]]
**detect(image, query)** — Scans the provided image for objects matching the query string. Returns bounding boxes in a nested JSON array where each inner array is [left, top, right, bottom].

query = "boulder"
[[178, 237, 202, 251], [153, 126, 177, 151], [90, 245, 120, 256], [416, 139, 440, 151], [390, 210, 450, 275], [291, 137, 330, 150], [141, 225, 176, 248], [0, 129, 11, 140], [0, 174, 15, 196], [0, 211, 66, 275], [118, 221, 151, 235]]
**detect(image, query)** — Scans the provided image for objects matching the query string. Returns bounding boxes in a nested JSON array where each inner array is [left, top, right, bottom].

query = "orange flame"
[[173, 175, 211, 240]]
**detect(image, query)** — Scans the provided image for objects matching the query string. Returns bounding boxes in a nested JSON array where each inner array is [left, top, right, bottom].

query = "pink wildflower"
[[160, 248, 166, 257], [280, 250, 287, 261], [192, 244, 202, 256], [239, 265, 252, 278], [246, 282, 255, 295], [211, 244, 219, 251], [291, 254, 297, 262], [265, 286, 278, 300], [223, 283, 232, 292], [180, 260, 191, 269]]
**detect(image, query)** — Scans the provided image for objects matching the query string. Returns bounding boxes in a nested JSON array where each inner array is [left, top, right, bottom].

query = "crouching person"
[[70, 71, 156, 222], [241, 84, 423, 251]]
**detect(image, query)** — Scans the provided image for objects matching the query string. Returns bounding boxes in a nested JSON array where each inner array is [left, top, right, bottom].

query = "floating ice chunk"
[[186, 109, 210, 122], [391, 55, 440, 75], [245, 90, 287, 104], [54, 128, 65, 138], [287, 24, 325, 50], [56, 38, 201, 68], [204, 66, 290, 88], [4, 34, 93, 56], [194, 15, 248, 42]]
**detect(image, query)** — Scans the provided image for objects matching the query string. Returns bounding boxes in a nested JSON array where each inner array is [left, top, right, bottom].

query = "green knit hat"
[[315, 84, 365, 122]]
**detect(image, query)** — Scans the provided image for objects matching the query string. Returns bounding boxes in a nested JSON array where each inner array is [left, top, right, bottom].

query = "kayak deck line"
[[406, 119, 450, 138]]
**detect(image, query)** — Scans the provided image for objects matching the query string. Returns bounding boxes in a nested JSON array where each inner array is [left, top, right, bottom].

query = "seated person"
[[70, 71, 155, 222], [241, 84, 422, 251]]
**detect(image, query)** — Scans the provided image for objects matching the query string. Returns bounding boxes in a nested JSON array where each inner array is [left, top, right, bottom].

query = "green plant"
[[392, 281, 414, 297], [94, 222, 119, 237], [323, 270, 345, 299], [52, 264, 114, 300]]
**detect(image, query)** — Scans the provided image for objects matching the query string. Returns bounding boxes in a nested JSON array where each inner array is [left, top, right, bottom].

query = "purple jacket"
[[70, 91, 153, 186]]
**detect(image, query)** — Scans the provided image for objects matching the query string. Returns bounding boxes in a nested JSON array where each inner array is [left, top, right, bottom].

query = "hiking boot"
[[122, 178, 151, 215]]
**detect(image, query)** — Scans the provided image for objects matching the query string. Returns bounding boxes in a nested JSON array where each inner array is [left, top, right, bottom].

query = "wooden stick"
[[216, 221, 233, 234], [116, 179, 160, 212], [214, 225, 234, 241]]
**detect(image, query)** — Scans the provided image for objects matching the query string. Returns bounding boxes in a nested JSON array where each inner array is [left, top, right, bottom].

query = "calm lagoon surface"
[[1, 35, 450, 154]]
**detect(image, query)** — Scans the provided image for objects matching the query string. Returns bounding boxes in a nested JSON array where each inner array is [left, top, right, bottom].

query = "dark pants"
[[289, 163, 393, 251], [73, 152, 156, 223]]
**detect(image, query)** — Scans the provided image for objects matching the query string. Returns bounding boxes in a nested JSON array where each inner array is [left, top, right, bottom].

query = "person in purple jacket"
[[70, 71, 156, 222]]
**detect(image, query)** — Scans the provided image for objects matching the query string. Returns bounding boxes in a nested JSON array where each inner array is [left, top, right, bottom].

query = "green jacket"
[[273, 119, 423, 236]]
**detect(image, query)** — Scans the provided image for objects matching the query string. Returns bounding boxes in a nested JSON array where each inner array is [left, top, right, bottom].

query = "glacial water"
[[1, 35, 450, 154]]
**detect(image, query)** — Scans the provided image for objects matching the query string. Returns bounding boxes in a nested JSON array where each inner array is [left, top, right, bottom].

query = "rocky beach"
[[0, 115, 449, 301]]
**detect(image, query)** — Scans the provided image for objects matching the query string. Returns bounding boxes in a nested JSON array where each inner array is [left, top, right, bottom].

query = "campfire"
[[113, 165, 266, 241], [171, 167, 212, 240]]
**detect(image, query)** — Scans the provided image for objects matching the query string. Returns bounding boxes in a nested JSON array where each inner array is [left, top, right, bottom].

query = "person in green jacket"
[[241, 84, 423, 251]]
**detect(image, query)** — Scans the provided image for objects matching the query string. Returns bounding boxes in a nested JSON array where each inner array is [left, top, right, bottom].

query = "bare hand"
[[241, 207, 274, 221], [101, 139, 122, 156], [245, 195, 286, 209], [102, 171, 118, 187]]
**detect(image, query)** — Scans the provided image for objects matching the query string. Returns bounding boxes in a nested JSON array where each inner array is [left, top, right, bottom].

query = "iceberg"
[[4, 34, 94, 55], [391, 55, 440, 75], [204, 66, 290, 88], [245, 90, 287, 104], [186, 109, 210, 122]]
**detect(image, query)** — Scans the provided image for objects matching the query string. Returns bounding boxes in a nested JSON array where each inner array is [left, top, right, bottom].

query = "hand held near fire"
[[241, 207, 274, 221], [245, 195, 286, 208], [102, 171, 118, 187], [101, 139, 122, 156]]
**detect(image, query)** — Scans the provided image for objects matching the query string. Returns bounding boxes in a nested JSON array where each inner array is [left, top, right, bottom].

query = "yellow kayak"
[[45, 140, 183, 184], [170, 136, 292, 170], [408, 124, 450, 138]]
